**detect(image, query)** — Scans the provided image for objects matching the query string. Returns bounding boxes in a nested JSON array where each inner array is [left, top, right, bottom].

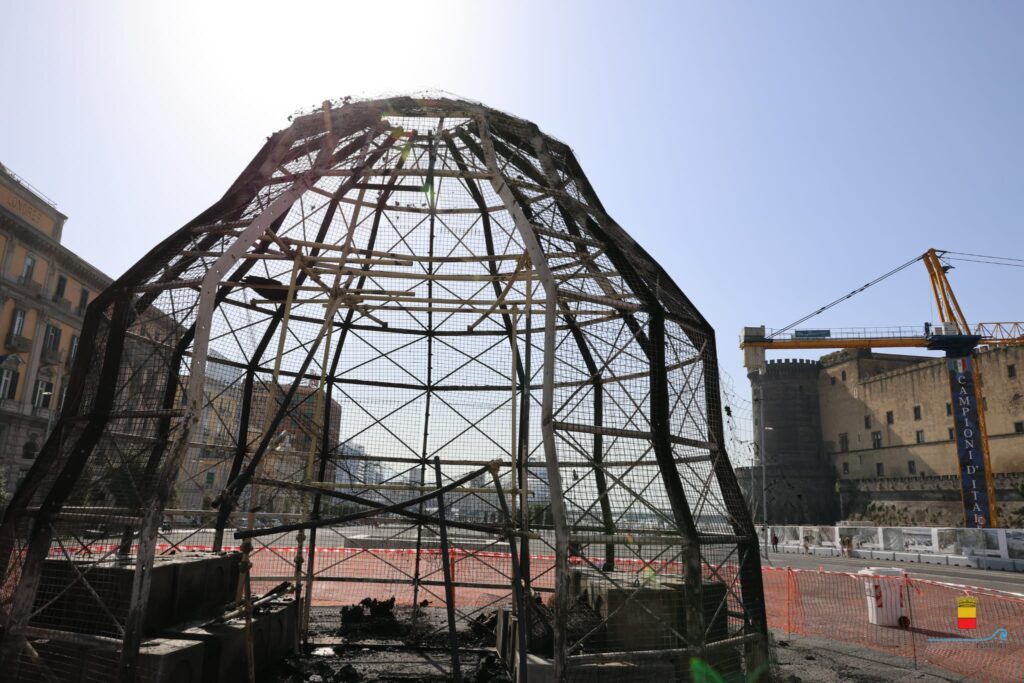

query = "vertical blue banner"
[[947, 356, 992, 528]]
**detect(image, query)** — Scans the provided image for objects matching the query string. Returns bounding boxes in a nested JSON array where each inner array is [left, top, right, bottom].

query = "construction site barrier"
[[42, 540, 1023, 680], [763, 566, 1023, 683]]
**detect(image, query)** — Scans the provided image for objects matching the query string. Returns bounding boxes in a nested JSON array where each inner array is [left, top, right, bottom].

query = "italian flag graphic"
[[950, 358, 969, 374]]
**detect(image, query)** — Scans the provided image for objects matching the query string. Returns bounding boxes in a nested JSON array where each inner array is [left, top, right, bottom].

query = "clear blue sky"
[[2, 1, 1022, 405]]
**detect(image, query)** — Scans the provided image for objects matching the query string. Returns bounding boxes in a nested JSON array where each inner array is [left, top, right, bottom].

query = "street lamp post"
[[836, 480, 844, 521], [759, 387, 766, 556], [750, 449, 756, 521], [757, 366, 773, 557]]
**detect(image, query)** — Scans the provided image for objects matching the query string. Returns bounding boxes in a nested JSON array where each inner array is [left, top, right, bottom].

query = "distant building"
[[0, 164, 110, 501], [174, 354, 245, 510], [738, 347, 1024, 526], [334, 442, 384, 488], [175, 374, 344, 512], [241, 381, 343, 513]]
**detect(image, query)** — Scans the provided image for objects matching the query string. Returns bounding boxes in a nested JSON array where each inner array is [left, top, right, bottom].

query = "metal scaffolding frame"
[[0, 95, 767, 682]]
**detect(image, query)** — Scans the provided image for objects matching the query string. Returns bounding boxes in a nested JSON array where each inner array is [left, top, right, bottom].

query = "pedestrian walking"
[[771, 532, 779, 553]]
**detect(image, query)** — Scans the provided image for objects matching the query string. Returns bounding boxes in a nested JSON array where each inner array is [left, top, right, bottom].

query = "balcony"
[[52, 296, 72, 312], [17, 275, 43, 297], [41, 346, 63, 366], [0, 398, 22, 413], [32, 406, 53, 421], [4, 332, 30, 353]]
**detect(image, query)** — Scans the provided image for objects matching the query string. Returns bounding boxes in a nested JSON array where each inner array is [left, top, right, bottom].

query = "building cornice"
[[0, 209, 112, 289], [855, 344, 1021, 388], [0, 167, 67, 222]]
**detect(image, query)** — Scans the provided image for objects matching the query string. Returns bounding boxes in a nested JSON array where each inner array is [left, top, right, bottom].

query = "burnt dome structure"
[[1, 95, 767, 681]]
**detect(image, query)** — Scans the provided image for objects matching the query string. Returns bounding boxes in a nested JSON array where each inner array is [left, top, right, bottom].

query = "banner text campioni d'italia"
[[947, 356, 992, 528]]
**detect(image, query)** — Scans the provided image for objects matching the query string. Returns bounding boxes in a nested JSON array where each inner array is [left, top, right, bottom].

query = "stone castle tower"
[[744, 359, 838, 524]]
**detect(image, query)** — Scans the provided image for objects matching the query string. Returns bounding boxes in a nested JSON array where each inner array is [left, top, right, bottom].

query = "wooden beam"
[[298, 266, 541, 282], [551, 421, 716, 451]]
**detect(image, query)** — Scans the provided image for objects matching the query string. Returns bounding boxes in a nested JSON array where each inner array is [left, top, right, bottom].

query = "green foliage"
[[689, 657, 726, 683], [689, 657, 769, 683]]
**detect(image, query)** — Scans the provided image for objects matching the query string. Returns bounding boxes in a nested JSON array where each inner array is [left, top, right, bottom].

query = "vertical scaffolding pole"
[[432, 457, 461, 682], [509, 304, 519, 528], [480, 117, 570, 680], [413, 129, 438, 611], [296, 307, 333, 640], [490, 464, 529, 683], [234, 255, 300, 596], [303, 376, 335, 637], [519, 278, 533, 591]]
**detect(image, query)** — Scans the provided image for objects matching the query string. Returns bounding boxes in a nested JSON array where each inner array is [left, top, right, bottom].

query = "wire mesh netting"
[[0, 94, 767, 682], [765, 567, 1024, 682]]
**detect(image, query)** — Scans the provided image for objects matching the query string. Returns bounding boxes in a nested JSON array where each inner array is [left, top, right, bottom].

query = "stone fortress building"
[[739, 345, 1024, 526]]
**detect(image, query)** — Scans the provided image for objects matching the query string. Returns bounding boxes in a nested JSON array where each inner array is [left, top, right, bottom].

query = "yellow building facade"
[[0, 164, 111, 501], [822, 346, 1024, 480]]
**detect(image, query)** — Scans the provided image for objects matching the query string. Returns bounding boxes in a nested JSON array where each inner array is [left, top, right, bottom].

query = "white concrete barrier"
[[980, 558, 1015, 572]]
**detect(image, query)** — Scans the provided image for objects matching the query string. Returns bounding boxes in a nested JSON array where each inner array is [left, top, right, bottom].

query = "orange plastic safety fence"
[[764, 567, 1024, 682], [223, 537, 1024, 681]]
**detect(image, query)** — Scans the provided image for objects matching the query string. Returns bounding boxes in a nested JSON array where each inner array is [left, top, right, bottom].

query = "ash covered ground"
[[267, 602, 506, 683], [772, 634, 971, 683], [267, 602, 969, 682]]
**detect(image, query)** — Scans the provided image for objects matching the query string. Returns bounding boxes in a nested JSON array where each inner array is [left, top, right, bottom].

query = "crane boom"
[[740, 248, 1023, 528]]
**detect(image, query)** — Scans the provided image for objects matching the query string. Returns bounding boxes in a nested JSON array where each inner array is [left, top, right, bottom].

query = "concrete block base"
[[517, 653, 676, 683], [169, 552, 241, 624], [165, 599, 297, 683], [26, 637, 204, 683], [31, 552, 241, 638], [32, 558, 176, 636]]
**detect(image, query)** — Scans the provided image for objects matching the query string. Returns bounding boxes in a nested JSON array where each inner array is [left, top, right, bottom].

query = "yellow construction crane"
[[741, 248, 1024, 529]]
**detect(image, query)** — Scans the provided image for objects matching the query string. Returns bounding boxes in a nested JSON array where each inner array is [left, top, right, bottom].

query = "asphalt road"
[[157, 525, 1024, 595], [761, 548, 1024, 595]]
